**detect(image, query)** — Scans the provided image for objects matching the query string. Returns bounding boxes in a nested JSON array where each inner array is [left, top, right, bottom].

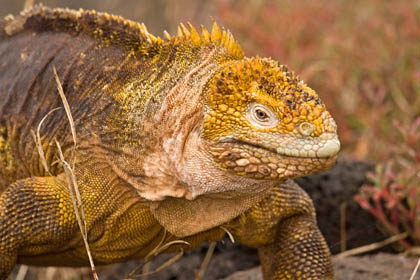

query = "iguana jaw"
[[219, 133, 340, 159], [209, 133, 339, 181]]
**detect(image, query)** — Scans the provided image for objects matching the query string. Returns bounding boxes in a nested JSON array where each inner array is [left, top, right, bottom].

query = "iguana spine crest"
[[2, 4, 244, 58]]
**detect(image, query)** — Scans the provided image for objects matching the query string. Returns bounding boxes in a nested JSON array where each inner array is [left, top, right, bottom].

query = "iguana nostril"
[[298, 122, 315, 136]]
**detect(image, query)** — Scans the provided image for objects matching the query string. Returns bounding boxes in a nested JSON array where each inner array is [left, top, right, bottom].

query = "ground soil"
[[223, 253, 420, 280]]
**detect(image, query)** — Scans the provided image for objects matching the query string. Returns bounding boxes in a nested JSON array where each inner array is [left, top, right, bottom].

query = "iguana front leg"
[[0, 175, 79, 279], [0, 164, 157, 279], [226, 180, 333, 279]]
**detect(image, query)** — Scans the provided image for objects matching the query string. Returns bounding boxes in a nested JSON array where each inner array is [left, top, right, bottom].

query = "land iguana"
[[0, 5, 340, 279]]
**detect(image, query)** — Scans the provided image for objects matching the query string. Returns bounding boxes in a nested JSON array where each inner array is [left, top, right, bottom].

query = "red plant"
[[355, 118, 420, 249]]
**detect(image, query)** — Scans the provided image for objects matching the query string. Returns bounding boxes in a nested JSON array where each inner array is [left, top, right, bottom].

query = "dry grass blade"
[[126, 262, 147, 279], [127, 231, 169, 278], [409, 257, 420, 280], [126, 230, 190, 279], [31, 107, 60, 176], [335, 232, 409, 258], [152, 240, 191, 256], [146, 230, 190, 260], [146, 230, 167, 260], [45, 267, 58, 279], [53, 66, 77, 153], [55, 140, 98, 280], [69, 166, 88, 230], [132, 249, 185, 278], [53, 67, 99, 280], [220, 226, 235, 243], [195, 242, 217, 280], [23, 0, 35, 9], [140, 262, 151, 280], [15, 265, 28, 280]]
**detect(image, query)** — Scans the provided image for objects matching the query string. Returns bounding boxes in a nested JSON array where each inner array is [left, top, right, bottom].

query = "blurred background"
[[2, 0, 420, 279], [2, 0, 419, 162]]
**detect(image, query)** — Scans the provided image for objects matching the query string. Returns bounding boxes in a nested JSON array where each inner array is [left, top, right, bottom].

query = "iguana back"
[[0, 7, 145, 188], [0, 6, 239, 192]]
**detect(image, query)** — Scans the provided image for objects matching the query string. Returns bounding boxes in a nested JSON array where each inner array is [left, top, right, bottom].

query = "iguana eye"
[[246, 103, 279, 129], [255, 109, 268, 120]]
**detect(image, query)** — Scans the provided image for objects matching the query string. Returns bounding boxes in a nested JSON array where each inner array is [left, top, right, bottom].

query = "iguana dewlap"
[[0, 5, 340, 279]]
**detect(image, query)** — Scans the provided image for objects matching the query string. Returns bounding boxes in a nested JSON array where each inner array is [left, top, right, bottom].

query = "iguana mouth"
[[219, 135, 340, 159], [211, 137, 339, 180]]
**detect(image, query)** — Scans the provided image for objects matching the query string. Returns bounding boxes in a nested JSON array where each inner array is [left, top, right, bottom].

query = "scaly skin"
[[0, 5, 339, 279]]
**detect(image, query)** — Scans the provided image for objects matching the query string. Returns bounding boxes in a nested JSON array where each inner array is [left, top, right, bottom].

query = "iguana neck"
[[101, 48, 225, 201]]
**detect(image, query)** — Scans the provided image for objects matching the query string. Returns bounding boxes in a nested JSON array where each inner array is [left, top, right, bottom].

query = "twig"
[[340, 202, 347, 252], [195, 242, 216, 280], [335, 232, 409, 258]]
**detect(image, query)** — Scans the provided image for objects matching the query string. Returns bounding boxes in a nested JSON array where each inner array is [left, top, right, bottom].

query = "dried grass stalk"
[[31, 107, 60, 176], [133, 249, 185, 278], [23, 0, 35, 10], [195, 242, 216, 280], [53, 66, 99, 280], [410, 257, 420, 280], [335, 232, 408, 258], [15, 265, 28, 280], [340, 202, 347, 252], [220, 226, 235, 243], [126, 230, 190, 279]]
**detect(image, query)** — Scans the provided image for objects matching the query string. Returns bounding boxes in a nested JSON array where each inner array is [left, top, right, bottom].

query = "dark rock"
[[297, 157, 386, 253]]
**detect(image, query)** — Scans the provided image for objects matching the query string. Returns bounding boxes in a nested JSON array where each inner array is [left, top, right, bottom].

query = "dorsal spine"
[[1, 4, 244, 59]]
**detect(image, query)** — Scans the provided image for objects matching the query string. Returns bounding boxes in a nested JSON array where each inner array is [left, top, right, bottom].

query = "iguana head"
[[202, 57, 340, 181]]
